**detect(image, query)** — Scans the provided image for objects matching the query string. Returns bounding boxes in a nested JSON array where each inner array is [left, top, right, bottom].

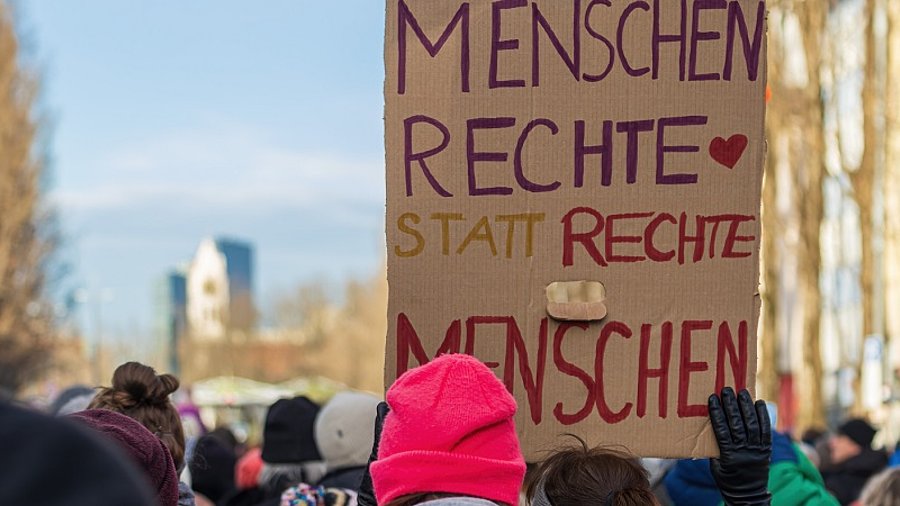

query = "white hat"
[[314, 391, 380, 471]]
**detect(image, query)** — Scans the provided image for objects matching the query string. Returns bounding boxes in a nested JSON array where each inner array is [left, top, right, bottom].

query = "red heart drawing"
[[709, 135, 749, 169]]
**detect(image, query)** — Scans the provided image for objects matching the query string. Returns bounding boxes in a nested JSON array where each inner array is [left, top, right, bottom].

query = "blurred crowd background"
[[1, 0, 900, 447]]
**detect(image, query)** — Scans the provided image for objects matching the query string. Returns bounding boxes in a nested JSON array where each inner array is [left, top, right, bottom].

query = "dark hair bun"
[[108, 362, 180, 408], [88, 361, 187, 471]]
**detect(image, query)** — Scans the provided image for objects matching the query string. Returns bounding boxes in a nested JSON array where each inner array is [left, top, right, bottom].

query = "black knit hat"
[[838, 418, 877, 448], [189, 434, 237, 502], [261, 396, 322, 464]]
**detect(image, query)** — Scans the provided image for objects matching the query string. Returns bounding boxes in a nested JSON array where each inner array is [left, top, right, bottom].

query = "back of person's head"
[[69, 408, 180, 506], [262, 396, 322, 465], [862, 468, 900, 506], [89, 361, 187, 471], [0, 401, 156, 506], [208, 426, 239, 452], [370, 354, 526, 506], [528, 437, 659, 506], [314, 390, 380, 472], [258, 396, 325, 491], [837, 418, 877, 449], [801, 427, 826, 446], [189, 434, 237, 503]]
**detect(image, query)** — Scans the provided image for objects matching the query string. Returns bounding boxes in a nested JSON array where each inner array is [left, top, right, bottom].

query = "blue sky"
[[23, 1, 386, 338]]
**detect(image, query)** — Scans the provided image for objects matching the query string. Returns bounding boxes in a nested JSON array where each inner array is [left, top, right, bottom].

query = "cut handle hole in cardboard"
[[546, 281, 608, 322]]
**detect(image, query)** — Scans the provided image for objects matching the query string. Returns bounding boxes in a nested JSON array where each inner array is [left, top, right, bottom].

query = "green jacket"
[[768, 443, 839, 506]]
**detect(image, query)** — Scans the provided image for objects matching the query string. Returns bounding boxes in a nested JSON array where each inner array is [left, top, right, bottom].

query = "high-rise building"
[[186, 237, 255, 342], [154, 268, 187, 375]]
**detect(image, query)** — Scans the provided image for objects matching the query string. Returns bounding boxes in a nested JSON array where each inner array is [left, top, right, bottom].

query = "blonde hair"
[[861, 468, 900, 506]]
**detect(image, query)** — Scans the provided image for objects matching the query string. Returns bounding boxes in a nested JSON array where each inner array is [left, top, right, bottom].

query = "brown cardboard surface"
[[384, 0, 766, 459]]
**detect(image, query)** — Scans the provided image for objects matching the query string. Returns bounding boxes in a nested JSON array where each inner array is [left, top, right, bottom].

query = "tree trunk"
[[0, 4, 57, 396], [760, 23, 785, 404], [843, 0, 880, 415], [760, 132, 782, 403], [793, 0, 829, 431], [885, 0, 900, 375]]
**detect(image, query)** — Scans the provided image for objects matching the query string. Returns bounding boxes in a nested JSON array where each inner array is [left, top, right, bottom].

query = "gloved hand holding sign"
[[357, 401, 390, 506], [708, 387, 773, 506]]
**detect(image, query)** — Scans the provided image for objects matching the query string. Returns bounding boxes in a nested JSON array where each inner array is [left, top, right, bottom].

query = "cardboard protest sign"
[[384, 0, 766, 458]]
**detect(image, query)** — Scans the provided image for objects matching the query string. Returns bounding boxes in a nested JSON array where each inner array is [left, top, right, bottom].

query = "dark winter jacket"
[[664, 432, 838, 506], [317, 466, 366, 491], [664, 458, 721, 506], [220, 487, 272, 506], [821, 448, 888, 505]]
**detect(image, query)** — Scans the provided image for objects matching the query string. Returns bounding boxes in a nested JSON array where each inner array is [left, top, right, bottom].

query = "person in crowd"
[[280, 483, 358, 506], [48, 384, 94, 416], [57, 390, 94, 416], [526, 437, 659, 505], [69, 408, 180, 505], [641, 458, 676, 503], [190, 433, 238, 504], [89, 361, 195, 505], [178, 387, 208, 439], [314, 391, 381, 490], [764, 430, 839, 506], [362, 353, 527, 506], [804, 429, 827, 447], [357, 353, 778, 506], [90, 362, 188, 472], [209, 426, 241, 454], [236, 447, 265, 491], [821, 419, 888, 505], [662, 458, 720, 505], [857, 467, 900, 506], [663, 429, 837, 505], [223, 396, 325, 506], [1, 400, 157, 506], [887, 441, 900, 468], [177, 392, 209, 490], [531, 388, 771, 506], [801, 428, 829, 470]]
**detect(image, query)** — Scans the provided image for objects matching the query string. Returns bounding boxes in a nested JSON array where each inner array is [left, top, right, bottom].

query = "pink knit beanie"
[[370, 354, 526, 505]]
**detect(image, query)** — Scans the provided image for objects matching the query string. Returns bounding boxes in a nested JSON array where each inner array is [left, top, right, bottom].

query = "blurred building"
[[186, 238, 256, 342], [155, 268, 188, 375]]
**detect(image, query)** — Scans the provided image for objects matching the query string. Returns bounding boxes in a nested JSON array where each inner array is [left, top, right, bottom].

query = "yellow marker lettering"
[[395, 213, 424, 258], [457, 216, 497, 256], [430, 212, 465, 255]]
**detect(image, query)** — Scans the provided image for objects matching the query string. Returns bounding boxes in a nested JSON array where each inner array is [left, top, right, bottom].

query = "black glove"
[[357, 401, 390, 506], [708, 387, 772, 506]]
